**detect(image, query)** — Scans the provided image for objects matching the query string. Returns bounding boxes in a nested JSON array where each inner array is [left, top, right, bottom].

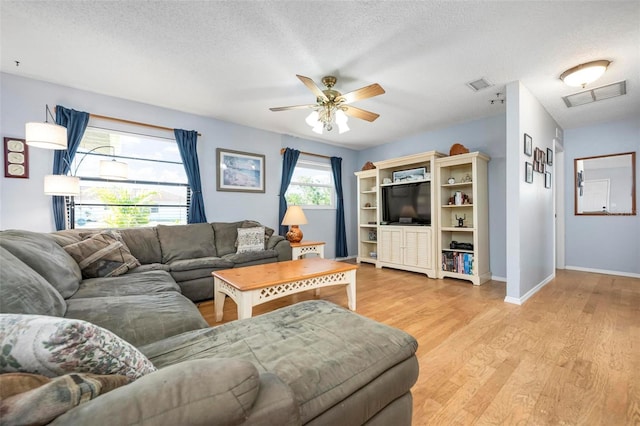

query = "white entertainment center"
[[355, 150, 491, 284]]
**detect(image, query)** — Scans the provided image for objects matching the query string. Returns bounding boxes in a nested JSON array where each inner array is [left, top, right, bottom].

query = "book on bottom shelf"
[[441, 252, 474, 275]]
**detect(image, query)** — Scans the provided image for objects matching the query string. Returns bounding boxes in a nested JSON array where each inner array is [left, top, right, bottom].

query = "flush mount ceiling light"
[[560, 60, 611, 88]]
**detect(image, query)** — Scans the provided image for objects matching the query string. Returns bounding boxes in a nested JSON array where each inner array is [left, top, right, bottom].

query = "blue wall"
[[563, 117, 639, 275], [0, 73, 359, 259]]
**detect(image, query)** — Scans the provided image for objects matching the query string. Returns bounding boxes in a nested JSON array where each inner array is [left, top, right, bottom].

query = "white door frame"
[[555, 139, 565, 269]]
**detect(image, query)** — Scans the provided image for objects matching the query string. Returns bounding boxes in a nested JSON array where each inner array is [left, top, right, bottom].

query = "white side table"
[[290, 241, 325, 259]]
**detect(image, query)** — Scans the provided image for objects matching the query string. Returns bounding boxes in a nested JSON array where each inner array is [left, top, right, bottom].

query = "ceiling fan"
[[270, 75, 385, 134]]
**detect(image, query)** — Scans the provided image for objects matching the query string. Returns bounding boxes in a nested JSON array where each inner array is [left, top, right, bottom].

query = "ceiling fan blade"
[[297, 75, 329, 102], [343, 105, 380, 122], [337, 83, 385, 104], [269, 104, 316, 112]]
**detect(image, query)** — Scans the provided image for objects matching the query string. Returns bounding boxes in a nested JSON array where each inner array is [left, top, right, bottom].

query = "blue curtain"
[[53, 105, 90, 230], [174, 129, 207, 223], [278, 148, 300, 236], [331, 157, 348, 257]]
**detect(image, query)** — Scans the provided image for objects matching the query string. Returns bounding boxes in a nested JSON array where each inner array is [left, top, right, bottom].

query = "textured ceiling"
[[1, 1, 638, 150]]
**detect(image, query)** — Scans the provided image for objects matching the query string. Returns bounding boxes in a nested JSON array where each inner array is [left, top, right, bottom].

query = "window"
[[285, 159, 335, 208], [72, 127, 189, 229]]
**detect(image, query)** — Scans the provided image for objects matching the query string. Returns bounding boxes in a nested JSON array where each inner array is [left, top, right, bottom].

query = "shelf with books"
[[436, 152, 490, 285]]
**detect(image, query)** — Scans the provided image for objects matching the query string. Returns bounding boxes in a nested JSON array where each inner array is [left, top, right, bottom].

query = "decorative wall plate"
[[4, 137, 29, 178]]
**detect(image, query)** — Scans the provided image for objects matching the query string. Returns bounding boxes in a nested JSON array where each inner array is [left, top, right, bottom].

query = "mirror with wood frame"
[[574, 151, 636, 215]]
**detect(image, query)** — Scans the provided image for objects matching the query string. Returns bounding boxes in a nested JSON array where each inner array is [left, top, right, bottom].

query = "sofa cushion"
[[118, 227, 162, 264], [51, 359, 261, 426], [0, 247, 67, 317], [0, 372, 130, 426], [223, 249, 279, 265], [126, 263, 171, 273], [236, 226, 266, 253], [0, 314, 157, 380], [63, 231, 141, 279], [49, 229, 83, 247], [142, 300, 418, 424], [169, 268, 217, 283], [70, 271, 181, 299], [0, 230, 81, 298], [65, 293, 208, 347], [172, 277, 214, 302], [157, 223, 217, 263], [168, 256, 234, 272], [212, 221, 244, 256]]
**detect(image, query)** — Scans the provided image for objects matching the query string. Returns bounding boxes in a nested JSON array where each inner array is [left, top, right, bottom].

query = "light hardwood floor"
[[198, 263, 640, 425]]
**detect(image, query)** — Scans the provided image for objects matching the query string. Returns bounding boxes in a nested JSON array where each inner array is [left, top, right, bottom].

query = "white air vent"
[[466, 78, 493, 92], [563, 81, 627, 108]]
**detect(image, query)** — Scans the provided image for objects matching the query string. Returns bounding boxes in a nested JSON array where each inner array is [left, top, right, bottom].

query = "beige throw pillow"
[[64, 231, 140, 278], [236, 226, 265, 253]]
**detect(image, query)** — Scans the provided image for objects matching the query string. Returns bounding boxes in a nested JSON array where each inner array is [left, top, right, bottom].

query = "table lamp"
[[281, 205, 308, 243]]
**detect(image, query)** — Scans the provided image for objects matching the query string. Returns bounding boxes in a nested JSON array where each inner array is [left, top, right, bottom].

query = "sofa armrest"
[[269, 235, 292, 261], [51, 358, 263, 425]]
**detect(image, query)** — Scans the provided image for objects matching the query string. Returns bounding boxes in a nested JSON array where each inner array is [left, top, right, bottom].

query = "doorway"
[[555, 140, 565, 269]]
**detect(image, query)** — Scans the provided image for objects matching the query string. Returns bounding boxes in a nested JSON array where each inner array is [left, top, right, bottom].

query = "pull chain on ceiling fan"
[[270, 74, 385, 134]]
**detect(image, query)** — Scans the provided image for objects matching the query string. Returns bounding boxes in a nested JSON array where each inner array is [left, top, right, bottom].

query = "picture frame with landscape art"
[[216, 148, 265, 193]]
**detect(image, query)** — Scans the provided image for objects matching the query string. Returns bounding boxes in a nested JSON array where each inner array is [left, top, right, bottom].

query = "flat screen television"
[[381, 182, 431, 225]]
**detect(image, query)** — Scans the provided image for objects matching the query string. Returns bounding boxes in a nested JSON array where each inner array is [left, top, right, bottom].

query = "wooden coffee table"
[[212, 258, 357, 321]]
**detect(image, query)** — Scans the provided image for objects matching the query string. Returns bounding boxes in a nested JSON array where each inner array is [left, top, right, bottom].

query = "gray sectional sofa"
[[0, 225, 420, 425], [51, 220, 292, 302]]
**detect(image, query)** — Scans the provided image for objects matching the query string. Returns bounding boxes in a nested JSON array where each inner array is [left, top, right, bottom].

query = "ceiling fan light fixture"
[[560, 60, 610, 88], [335, 110, 350, 134], [271, 74, 384, 135], [305, 111, 319, 127], [311, 122, 324, 134]]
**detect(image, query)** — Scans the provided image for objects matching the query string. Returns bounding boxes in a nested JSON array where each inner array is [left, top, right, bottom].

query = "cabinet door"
[[378, 227, 402, 264], [404, 228, 432, 269]]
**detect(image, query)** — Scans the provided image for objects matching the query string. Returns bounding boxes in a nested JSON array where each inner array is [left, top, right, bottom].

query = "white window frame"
[[286, 159, 336, 210]]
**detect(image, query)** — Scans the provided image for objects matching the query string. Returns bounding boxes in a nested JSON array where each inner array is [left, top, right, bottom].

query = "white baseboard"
[[565, 265, 640, 279], [491, 275, 507, 282], [503, 272, 555, 305]]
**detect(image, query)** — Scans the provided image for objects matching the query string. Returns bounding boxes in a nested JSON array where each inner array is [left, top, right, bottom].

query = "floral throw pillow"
[[236, 226, 266, 253], [64, 231, 141, 279], [0, 314, 157, 380]]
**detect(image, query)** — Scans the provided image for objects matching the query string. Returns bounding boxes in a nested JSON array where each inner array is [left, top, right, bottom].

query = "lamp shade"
[[99, 159, 128, 180], [560, 60, 610, 88], [44, 175, 80, 196], [281, 205, 308, 226], [305, 111, 319, 127], [25, 122, 68, 149], [335, 110, 350, 134]]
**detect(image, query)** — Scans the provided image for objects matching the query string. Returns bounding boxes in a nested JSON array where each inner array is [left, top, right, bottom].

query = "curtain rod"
[[280, 148, 331, 160], [89, 113, 202, 136]]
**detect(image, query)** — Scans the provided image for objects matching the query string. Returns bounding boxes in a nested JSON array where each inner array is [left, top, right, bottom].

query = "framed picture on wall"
[[525, 162, 533, 183], [216, 148, 265, 193], [547, 148, 553, 166], [545, 171, 552, 189], [524, 133, 532, 156]]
